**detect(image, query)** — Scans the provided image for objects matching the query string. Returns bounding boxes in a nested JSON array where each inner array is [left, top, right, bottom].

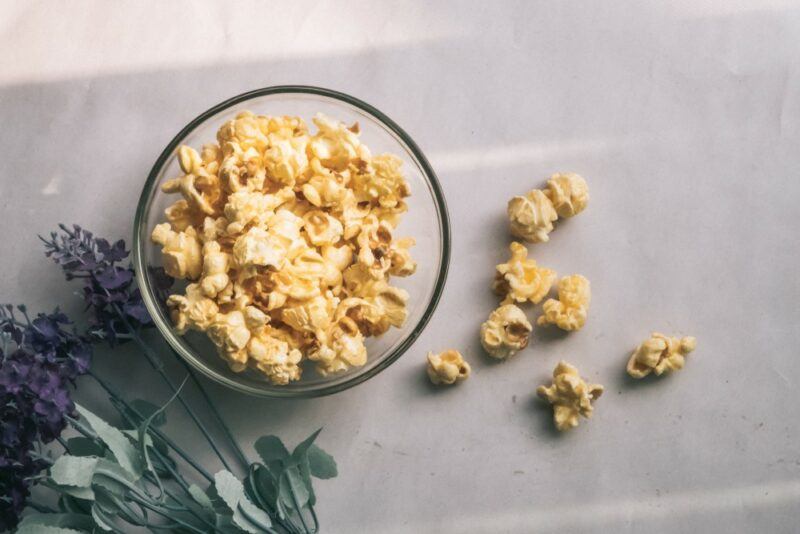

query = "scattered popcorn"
[[493, 242, 556, 305], [480, 304, 533, 359], [508, 189, 558, 243], [627, 333, 697, 378], [545, 173, 589, 218], [537, 275, 591, 331], [507, 173, 589, 242], [537, 361, 603, 431], [155, 112, 415, 384], [427, 349, 471, 385]]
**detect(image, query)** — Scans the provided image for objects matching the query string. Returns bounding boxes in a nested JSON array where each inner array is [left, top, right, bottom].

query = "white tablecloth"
[[2, 1, 799, 532]]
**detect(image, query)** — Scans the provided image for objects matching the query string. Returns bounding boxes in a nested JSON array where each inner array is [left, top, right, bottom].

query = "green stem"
[[89, 370, 214, 483], [127, 494, 207, 534], [112, 305, 234, 473], [176, 352, 250, 469]]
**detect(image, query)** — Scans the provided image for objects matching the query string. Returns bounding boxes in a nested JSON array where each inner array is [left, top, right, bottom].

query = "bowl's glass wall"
[[135, 89, 448, 397]]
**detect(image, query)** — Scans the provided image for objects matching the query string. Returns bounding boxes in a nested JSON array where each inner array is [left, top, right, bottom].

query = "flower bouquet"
[[1, 225, 337, 533]]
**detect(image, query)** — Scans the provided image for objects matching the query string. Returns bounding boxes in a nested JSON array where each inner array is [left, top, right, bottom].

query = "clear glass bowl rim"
[[133, 85, 451, 398]]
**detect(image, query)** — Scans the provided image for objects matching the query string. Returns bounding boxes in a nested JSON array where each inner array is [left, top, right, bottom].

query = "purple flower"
[[41, 224, 172, 344], [0, 306, 92, 530]]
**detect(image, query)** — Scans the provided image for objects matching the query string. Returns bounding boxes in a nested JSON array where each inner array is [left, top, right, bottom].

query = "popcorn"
[[151, 223, 203, 280], [537, 361, 603, 431], [493, 242, 556, 305], [508, 189, 558, 243], [480, 304, 533, 360], [537, 275, 591, 331], [166, 283, 219, 334], [199, 241, 231, 297], [627, 333, 697, 378], [155, 112, 415, 384], [426, 349, 471, 385], [303, 210, 344, 246], [545, 173, 589, 218]]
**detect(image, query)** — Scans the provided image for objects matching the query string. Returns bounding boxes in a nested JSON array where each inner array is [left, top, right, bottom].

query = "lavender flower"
[[0, 306, 92, 530], [41, 224, 171, 343]]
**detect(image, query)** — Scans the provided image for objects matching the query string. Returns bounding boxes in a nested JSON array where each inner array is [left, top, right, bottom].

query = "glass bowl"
[[134, 86, 450, 398]]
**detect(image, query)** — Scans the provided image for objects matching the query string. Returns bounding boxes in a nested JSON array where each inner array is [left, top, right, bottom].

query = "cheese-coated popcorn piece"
[[207, 311, 252, 370], [537, 361, 603, 431], [508, 189, 558, 243], [166, 283, 219, 334], [156, 111, 415, 383], [493, 242, 556, 305], [480, 304, 533, 360], [233, 226, 286, 269], [303, 210, 344, 246], [627, 333, 697, 378], [537, 275, 591, 331], [178, 145, 203, 175], [199, 241, 231, 298], [426, 349, 471, 385], [387, 237, 416, 277], [310, 317, 368, 376], [151, 223, 203, 280], [545, 173, 589, 218], [352, 154, 410, 208], [248, 331, 303, 385]]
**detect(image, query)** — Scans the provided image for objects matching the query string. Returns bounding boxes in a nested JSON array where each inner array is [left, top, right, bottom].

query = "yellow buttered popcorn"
[[627, 333, 697, 379], [507, 189, 558, 243], [537, 274, 591, 331], [545, 173, 589, 218], [537, 361, 603, 431], [153, 111, 415, 385], [493, 242, 556, 305], [151, 223, 203, 280], [426, 349, 471, 385], [480, 304, 533, 360]]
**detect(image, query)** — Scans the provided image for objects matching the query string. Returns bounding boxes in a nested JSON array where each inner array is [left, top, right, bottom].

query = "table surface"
[[2, 1, 799, 532]]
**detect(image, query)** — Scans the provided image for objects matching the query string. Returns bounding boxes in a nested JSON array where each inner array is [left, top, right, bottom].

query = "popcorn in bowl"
[[152, 111, 416, 385]]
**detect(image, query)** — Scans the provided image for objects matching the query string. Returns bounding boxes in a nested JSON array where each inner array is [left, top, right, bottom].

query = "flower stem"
[[175, 352, 250, 469], [112, 304, 234, 473], [88, 370, 214, 483]]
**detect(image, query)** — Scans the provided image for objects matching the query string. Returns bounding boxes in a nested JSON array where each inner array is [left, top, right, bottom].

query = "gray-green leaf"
[[291, 429, 321, 462], [50, 456, 98, 488], [76, 404, 144, 480], [65, 437, 104, 457], [17, 512, 94, 531], [16, 526, 84, 534], [282, 466, 309, 509], [214, 470, 273, 533], [255, 435, 289, 464], [307, 444, 338, 479]]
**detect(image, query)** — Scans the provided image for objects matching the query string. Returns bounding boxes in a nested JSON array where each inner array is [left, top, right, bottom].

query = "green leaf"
[[131, 399, 167, 426], [16, 526, 84, 534], [50, 456, 98, 488], [307, 444, 338, 479], [214, 470, 273, 533], [76, 404, 144, 480], [282, 466, 309, 509], [297, 457, 316, 506], [255, 435, 289, 464], [189, 483, 214, 510], [249, 465, 281, 516], [66, 437, 104, 457], [291, 429, 322, 462], [91, 502, 118, 532], [17, 512, 94, 531], [92, 458, 140, 499]]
